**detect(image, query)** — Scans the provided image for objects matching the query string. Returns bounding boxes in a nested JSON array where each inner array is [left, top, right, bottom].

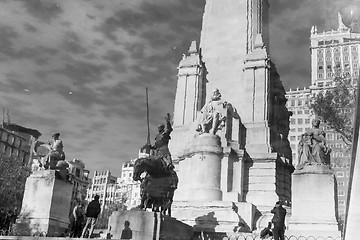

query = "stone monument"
[[15, 170, 73, 236], [169, 0, 294, 235], [15, 132, 72, 236], [287, 121, 341, 238]]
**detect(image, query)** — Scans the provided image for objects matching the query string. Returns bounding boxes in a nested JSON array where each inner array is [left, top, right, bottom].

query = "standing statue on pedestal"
[[297, 119, 331, 169], [196, 88, 228, 134]]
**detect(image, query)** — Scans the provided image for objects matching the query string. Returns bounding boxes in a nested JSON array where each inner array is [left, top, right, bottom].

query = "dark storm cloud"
[[24, 23, 38, 32], [56, 85, 105, 108], [62, 31, 88, 54], [0, 25, 20, 59], [12, 110, 61, 129], [94, 0, 204, 43], [102, 50, 126, 63], [94, 9, 144, 41], [53, 60, 109, 86], [15, 0, 63, 23], [124, 42, 145, 59]]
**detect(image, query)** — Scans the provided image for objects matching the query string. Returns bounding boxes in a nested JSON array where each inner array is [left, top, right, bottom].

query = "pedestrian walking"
[[271, 201, 286, 240], [81, 195, 101, 238]]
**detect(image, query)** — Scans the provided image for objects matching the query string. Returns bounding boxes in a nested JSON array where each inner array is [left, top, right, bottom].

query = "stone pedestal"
[[107, 210, 193, 240], [172, 201, 255, 233], [15, 170, 72, 236], [175, 133, 223, 201], [288, 165, 340, 238]]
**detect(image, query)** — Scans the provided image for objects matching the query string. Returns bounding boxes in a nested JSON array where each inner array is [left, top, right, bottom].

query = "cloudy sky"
[[0, 0, 354, 176]]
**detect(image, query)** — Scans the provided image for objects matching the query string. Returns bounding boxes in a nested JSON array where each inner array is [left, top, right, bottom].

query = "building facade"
[[68, 159, 91, 210], [286, 13, 358, 226], [0, 126, 36, 165], [86, 170, 117, 211]]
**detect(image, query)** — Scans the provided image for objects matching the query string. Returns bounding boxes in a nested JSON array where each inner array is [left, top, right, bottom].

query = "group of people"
[[0, 208, 18, 233], [67, 195, 101, 238]]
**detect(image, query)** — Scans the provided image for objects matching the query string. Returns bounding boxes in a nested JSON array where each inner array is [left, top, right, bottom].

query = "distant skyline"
[[0, 0, 355, 176]]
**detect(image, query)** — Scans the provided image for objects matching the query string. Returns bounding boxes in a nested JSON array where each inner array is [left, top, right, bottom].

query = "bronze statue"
[[196, 88, 228, 134], [133, 113, 178, 216], [153, 113, 173, 169], [297, 119, 331, 169]]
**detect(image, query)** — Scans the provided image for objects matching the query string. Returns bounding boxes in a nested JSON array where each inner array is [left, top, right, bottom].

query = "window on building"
[[337, 172, 345, 178], [318, 82, 324, 87], [338, 200, 345, 206], [345, 56, 349, 61], [305, 119, 310, 124], [298, 119, 303, 124], [352, 46, 357, 52], [318, 66, 323, 70], [338, 181, 345, 187], [290, 128, 295, 132], [338, 190, 345, 196], [304, 110, 310, 114], [291, 119, 295, 124], [335, 57, 340, 62], [297, 110, 303, 114], [318, 49, 323, 54], [297, 128, 303, 132], [297, 135, 302, 140], [290, 136, 296, 141], [327, 65, 332, 70], [354, 63, 358, 68], [327, 72, 332, 78], [326, 57, 330, 61], [298, 100, 302, 106], [354, 55, 358, 61], [344, 47, 348, 52], [291, 100, 295, 106], [337, 134, 343, 140]]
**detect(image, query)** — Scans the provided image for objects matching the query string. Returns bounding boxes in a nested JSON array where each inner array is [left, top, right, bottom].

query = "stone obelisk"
[[170, 0, 293, 234]]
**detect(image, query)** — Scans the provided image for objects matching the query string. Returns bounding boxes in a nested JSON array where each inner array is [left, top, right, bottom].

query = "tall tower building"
[[310, 13, 360, 88]]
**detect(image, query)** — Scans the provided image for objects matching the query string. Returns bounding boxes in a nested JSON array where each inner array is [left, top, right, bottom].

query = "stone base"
[[171, 200, 255, 233], [288, 165, 340, 237], [244, 153, 292, 209], [107, 210, 193, 240], [15, 170, 73, 236]]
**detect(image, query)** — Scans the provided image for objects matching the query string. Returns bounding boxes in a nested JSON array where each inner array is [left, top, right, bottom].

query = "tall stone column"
[[175, 133, 223, 201]]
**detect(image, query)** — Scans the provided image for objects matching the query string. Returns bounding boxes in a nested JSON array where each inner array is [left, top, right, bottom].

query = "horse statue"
[[133, 156, 178, 216]]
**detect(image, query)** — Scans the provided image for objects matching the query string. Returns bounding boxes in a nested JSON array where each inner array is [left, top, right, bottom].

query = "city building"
[[68, 159, 91, 210], [118, 160, 141, 209], [285, 12, 359, 226], [86, 170, 117, 211], [0, 123, 41, 165]]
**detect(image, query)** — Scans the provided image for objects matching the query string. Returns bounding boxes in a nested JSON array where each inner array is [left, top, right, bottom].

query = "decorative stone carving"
[[297, 119, 331, 170], [196, 89, 229, 135]]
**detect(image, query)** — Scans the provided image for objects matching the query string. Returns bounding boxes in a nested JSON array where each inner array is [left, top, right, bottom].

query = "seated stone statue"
[[297, 119, 331, 169], [45, 132, 66, 169], [196, 88, 228, 134]]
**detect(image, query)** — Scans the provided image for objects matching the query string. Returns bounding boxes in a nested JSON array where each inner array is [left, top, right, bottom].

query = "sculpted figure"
[[153, 113, 173, 169], [196, 88, 228, 134], [297, 119, 331, 169], [45, 132, 66, 169]]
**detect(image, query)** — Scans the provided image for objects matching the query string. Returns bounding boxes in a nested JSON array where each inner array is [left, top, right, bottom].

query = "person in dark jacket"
[[81, 195, 101, 238], [271, 201, 286, 240]]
